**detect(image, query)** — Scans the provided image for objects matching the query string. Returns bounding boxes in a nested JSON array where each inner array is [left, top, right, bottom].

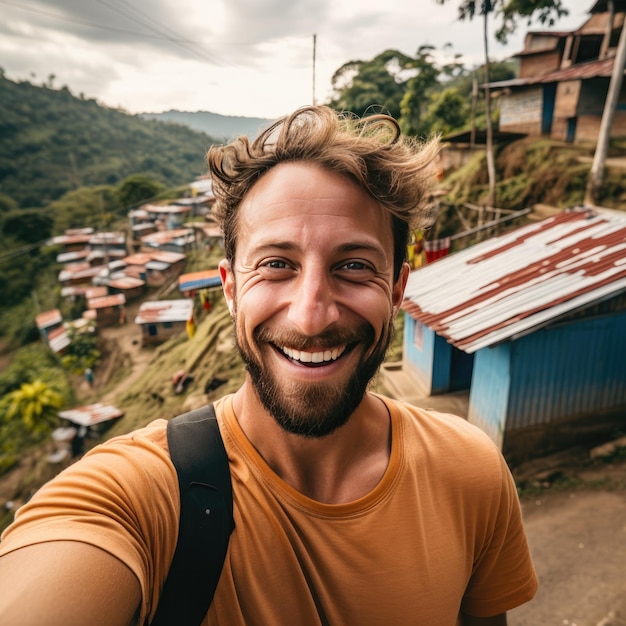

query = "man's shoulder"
[[93, 418, 170, 454], [383, 395, 503, 465]]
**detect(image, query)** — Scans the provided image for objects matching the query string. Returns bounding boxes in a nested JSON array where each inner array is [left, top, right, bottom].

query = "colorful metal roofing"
[[402, 208, 626, 354], [87, 293, 126, 309], [58, 403, 124, 427], [178, 269, 222, 292], [134, 299, 194, 324], [35, 309, 63, 330]]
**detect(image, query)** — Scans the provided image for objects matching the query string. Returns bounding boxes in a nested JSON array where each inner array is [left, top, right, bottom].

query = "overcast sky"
[[2, 0, 589, 119]]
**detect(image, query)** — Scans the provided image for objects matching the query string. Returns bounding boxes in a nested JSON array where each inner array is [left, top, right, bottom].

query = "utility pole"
[[585, 2, 626, 206], [312, 34, 317, 105], [482, 10, 496, 209], [470, 72, 478, 147]]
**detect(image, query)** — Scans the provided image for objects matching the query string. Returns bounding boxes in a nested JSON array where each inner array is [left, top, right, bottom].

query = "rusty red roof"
[[35, 309, 63, 329], [537, 57, 621, 82], [107, 277, 145, 290], [402, 208, 626, 354], [134, 299, 194, 324], [87, 293, 126, 309]]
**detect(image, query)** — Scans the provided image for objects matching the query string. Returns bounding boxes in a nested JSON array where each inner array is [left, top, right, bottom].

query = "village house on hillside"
[[491, 0, 626, 143], [134, 299, 195, 345], [384, 207, 626, 464]]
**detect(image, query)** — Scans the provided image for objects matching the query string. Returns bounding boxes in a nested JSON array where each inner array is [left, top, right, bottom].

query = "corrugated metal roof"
[[58, 403, 124, 427], [134, 299, 194, 324], [145, 261, 170, 271], [107, 277, 145, 290], [88, 232, 126, 246], [58, 263, 103, 282], [402, 208, 626, 354], [178, 269, 222, 292], [47, 325, 70, 353], [57, 250, 90, 263], [537, 57, 620, 83], [35, 309, 62, 329], [142, 203, 191, 214], [140, 229, 195, 245], [87, 293, 126, 309], [487, 57, 623, 90], [123, 250, 186, 267]]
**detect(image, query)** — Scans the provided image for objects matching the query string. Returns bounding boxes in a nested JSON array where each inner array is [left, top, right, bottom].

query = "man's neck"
[[231, 383, 392, 504]]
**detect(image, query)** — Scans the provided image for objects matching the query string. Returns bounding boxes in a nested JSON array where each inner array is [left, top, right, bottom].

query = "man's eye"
[[340, 261, 370, 271], [263, 260, 288, 269]]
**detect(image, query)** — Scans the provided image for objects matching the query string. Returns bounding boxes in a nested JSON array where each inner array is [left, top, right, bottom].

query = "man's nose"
[[286, 269, 340, 336]]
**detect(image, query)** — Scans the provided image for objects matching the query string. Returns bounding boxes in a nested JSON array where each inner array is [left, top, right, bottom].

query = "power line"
[[0, 238, 51, 263], [92, 0, 220, 64], [2, 0, 220, 64], [1, 0, 194, 42]]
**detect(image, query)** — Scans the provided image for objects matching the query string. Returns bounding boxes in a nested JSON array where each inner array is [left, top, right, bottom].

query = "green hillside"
[[0, 75, 220, 209]]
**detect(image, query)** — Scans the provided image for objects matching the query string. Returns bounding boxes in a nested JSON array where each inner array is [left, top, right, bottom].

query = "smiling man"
[[0, 106, 537, 625]]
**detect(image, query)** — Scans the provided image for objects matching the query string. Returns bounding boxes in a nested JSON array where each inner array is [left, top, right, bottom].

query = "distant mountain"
[[139, 110, 274, 142], [0, 76, 222, 209]]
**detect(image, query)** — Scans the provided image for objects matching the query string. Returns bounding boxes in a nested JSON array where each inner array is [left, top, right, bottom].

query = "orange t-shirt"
[[0, 395, 537, 624]]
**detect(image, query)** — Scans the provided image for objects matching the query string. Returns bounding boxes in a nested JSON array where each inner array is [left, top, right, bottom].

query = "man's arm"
[[461, 613, 507, 626], [0, 541, 141, 626]]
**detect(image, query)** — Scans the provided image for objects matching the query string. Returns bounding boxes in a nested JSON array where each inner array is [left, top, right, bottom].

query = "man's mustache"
[[253, 324, 373, 351]]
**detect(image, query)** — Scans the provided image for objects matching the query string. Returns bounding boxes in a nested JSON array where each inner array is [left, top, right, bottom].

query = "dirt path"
[[511, 488, 626, 626], [97, 302, 152, 402]]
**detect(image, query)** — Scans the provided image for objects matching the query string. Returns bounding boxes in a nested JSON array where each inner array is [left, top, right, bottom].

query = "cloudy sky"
[[2, 0, 588, 119]]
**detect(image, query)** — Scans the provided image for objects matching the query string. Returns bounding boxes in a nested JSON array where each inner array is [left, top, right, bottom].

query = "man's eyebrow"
[[247, 241, 300, 255], [336, 241, 386, 256], [249, 241, 387, 257]]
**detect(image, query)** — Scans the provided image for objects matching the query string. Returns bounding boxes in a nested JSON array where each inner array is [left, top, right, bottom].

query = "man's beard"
[[234, 317, 395, 439]]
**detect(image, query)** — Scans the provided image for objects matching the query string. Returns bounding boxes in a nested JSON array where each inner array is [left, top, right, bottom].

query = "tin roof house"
[[395, 207, 626, 463], [122, 250, 186, 287], [35, 309, 69, 353], [134, 299, 195, 345], [491, 0, 626, 143]]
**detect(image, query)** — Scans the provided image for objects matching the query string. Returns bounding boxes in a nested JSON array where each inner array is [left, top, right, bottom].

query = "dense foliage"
[[328, 45, 515, 138], [0, 75, 218, 210], [0, 344, 74, 476]]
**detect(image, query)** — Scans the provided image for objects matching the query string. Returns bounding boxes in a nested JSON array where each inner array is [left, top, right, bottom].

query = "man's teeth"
[[282, 346, 345, 363]]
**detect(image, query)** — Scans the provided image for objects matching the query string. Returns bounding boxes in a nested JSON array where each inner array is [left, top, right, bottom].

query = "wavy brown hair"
[[207, 105, 440, 280]]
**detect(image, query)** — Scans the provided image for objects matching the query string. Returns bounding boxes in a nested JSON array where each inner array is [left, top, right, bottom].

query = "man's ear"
[[391, 262, 410, 317], [219, 259, 235, 315]]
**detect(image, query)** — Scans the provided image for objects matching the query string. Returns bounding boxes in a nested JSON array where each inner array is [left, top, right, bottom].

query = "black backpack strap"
[[150, 404, 235, 626]]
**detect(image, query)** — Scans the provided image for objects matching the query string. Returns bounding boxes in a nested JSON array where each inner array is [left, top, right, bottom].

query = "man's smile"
[[279, 344, 347, 366]]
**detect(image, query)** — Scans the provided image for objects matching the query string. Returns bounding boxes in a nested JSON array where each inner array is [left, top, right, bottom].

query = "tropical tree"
[[399, 46, 451, 137], [5, 379, 64, 435], [422, 88, 469, 135], [329, 45, 466, 136], [60, 326, 100, 374], [328, 50, 412, 118], [117, 174, 166, 209], [50, 184, 118, 233]]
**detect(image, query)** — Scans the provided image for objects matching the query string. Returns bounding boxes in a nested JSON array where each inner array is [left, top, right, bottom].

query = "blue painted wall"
[[403, 315, 434, 393], [507, 311, 626, 429], [468, 344, 511, 448], [404, 316, 475, 394], [405, 307, 626, 451]]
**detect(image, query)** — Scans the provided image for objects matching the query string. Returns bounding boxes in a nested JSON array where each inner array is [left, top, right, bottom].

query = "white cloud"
[[1, 0, 590, 118]]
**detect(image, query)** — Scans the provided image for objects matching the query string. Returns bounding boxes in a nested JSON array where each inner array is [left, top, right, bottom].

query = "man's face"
[[220, 162, 408, 438]]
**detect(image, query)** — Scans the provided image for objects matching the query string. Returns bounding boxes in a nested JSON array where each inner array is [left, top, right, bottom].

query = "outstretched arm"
[[0, 541, 141, 626]]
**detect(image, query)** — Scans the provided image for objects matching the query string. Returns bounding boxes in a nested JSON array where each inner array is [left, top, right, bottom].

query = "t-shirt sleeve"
[[461, 450, 538, 616], [0, 419, 180, 625]]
